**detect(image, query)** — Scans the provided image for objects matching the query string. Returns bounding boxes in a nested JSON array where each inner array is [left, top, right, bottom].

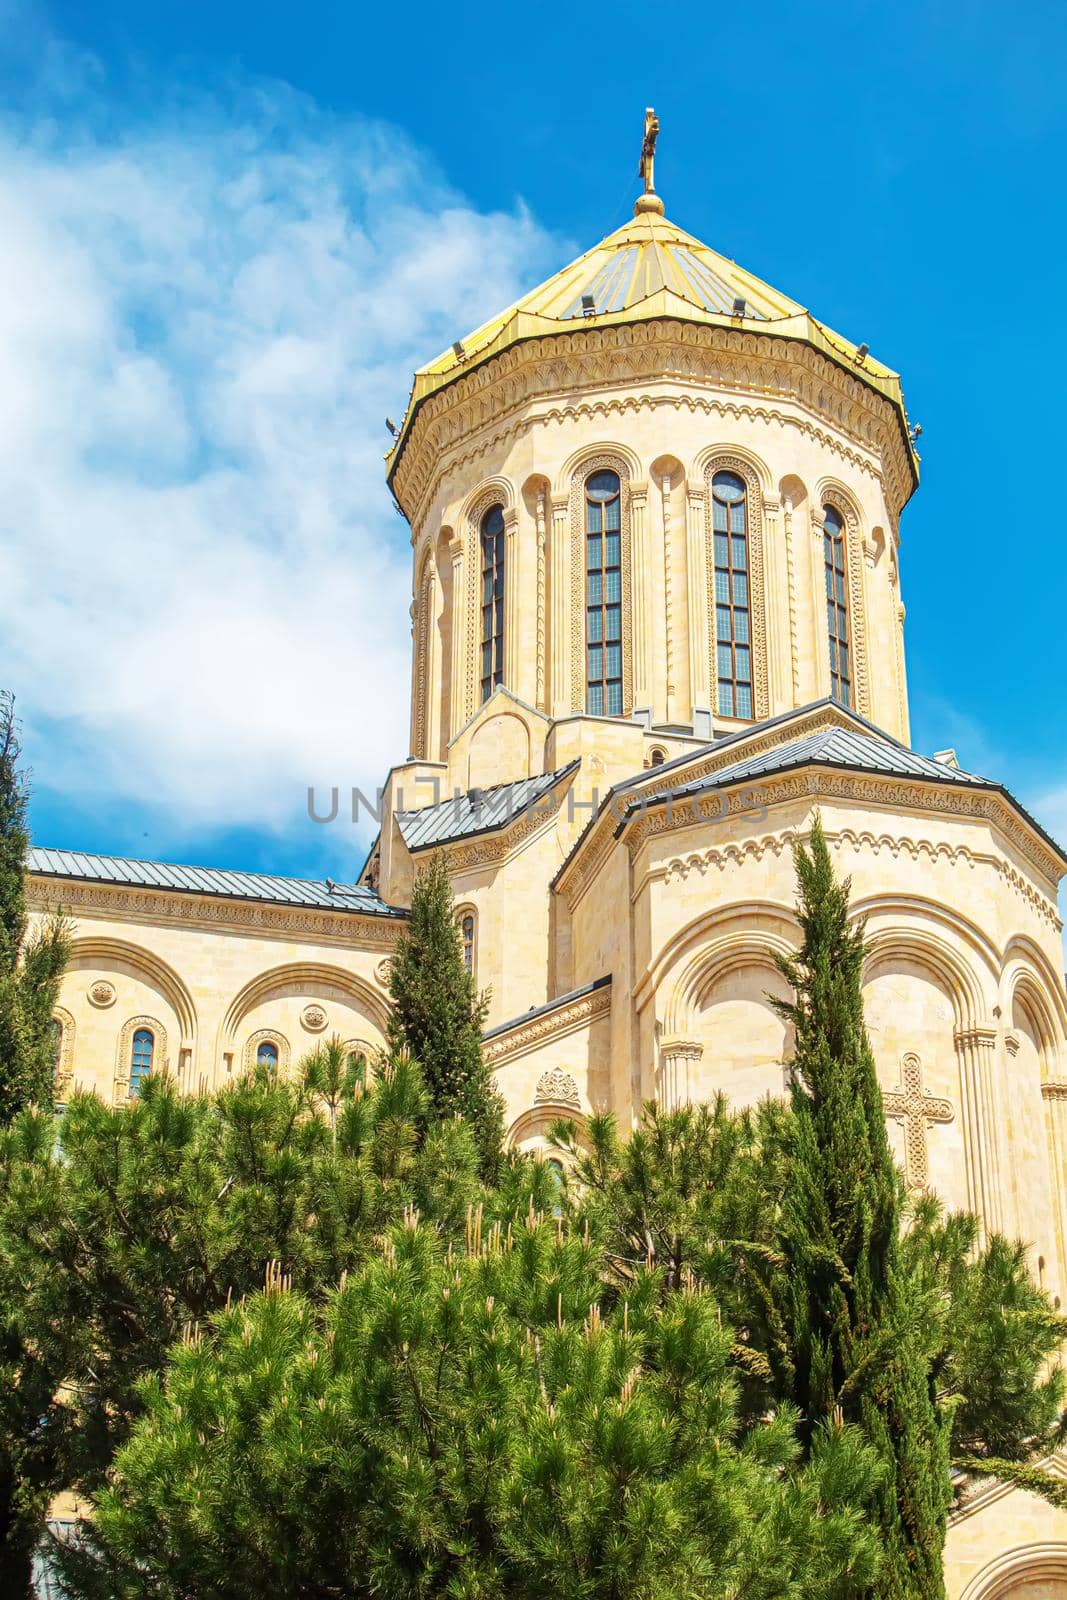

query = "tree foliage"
[[388, 854, 504, 1179], [0, 690, 70, 1123], [57, 1202, 883, 1600]]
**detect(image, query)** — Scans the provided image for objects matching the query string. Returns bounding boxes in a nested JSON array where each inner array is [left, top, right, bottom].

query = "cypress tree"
[[0, 691, 69, 1123], [772, 814, 951, 1599], [388, 854, 504, 1179]]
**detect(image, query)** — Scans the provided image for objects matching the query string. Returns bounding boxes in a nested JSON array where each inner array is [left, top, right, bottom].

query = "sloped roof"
[[624, 711, 1066, 867], [27, 847, 404, 916], [388, 208, 913, 480], [657, 722, 993, 803], [396, 761, 579, 852]]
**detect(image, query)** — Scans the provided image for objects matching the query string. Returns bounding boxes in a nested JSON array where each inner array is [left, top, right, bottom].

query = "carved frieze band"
[[27, 879, 405, 947], [484, 982, 612, 1065], [393, 322, 911, 534]]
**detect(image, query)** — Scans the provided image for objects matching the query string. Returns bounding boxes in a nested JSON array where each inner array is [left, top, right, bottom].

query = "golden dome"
[[388, 206, 913, 478]]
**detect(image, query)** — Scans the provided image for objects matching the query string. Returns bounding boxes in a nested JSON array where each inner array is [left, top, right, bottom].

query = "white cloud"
[[0, 71, 563, 846]]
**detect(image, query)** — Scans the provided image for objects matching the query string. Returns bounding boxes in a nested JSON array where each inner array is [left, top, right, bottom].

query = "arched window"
[[585, 470, 622, 716], [823, 505, 851, 705], [130, 1028, 154, 1097], [648, 746, 666, 768], [257, 1039, 279, 1073], [712, 470, 752, 720], [459, 912, 476, 976], [479, 504, 505, 702]]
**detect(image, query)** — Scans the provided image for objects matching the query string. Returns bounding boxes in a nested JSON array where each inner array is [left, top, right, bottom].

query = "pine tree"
[[769, 815, 952, 1598], [0, 1047, 490, 1589], [55, 1199, 884, 1600], [0, 692, 70, 1123], [388, 853, 505, 1179]]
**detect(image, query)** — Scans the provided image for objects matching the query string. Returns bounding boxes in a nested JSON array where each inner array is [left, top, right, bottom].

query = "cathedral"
[[27, 120, 1067, 1596]]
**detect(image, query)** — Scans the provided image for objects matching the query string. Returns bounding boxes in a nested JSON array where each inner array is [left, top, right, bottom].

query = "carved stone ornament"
[[301, 1004, 328, 1033], [534, 1067, 581, 1109], [88, 980, 116, 1008], [375, 958, 394, 986]]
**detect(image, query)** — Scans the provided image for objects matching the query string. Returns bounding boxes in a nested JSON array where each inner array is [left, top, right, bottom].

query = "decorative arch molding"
[[639, 900, 800, 1035], [702, 452, 770, 720], [568, 450, 634, 715], [458, 475, 516, 528], [814, 477, 871, 716], [856, 895, 1000, 1031], [690, 441, 773, 496], [957, 1541, 1067, 1600], [1001, 937, 1067, 1045], [217, 962, 390, 1066], [243, 1029, 291, 1074], [861, 929, 984, 1036], [51, 1005, 75, 1099], [552, 439, 643, 497], [68, 936, 196, 1045], [115, 1014, 168, 1103], [506, 1103, 589, 1151]]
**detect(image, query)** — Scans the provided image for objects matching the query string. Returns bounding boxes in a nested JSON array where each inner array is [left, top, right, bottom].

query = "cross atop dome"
[[636, 107, 665, 216]]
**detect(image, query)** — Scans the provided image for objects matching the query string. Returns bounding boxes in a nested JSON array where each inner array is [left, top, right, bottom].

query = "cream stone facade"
[[27, 158, 1067, 1595]]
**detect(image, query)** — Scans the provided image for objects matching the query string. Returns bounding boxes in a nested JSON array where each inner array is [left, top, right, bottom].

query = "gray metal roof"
[[27, 847, 404, 916], [397, 761, 580, 852], [655, 723, 993, 804], [483, 975, 611, 1042]]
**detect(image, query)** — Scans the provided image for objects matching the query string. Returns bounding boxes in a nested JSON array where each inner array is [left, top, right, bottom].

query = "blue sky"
[[2, 0, 1066, 896]]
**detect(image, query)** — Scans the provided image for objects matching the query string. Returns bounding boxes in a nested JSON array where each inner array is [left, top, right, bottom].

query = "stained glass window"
[[823, 505, 851, 706], [480, 504, 505, 702], [712, 470, 753, 719], [130, 1028, 153, 1097], [257, 1040, 279, 1072], [585, 470, 623, 716]]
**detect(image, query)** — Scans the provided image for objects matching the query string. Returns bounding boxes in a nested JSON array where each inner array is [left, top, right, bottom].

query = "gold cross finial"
[[635, 108, 665, 216]]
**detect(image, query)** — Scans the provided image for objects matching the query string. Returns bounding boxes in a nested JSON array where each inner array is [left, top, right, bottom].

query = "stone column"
[[504, 506, 520, 694], [658, 1038, 703, 1111], [1042, 1080, 1067, 1303], [685, 485, 710, 716], [550, 492, 570, 717], [661, 474, 676, 722], [425, 563, 441, 761], [629, 482, 651, 710], [761, 492, 784, 714], [954, 1025, 1003, 1242], [535, 490, 547, 711], [408, 598, 420, 755], [448, 536, 466, 738], [782, 495, 800, 703]]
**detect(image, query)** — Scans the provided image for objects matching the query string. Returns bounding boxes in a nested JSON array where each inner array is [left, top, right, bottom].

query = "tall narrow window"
[[460, 913, 475, 976], [130, 1028, 154, 1097], [585, 470, 622, 716], [257, 1040, 279, 1073], [823, 505, 851, 706], [48, 1018, 63, 1071], [480, 504, 505, 702], [712, 470, 752, 719]]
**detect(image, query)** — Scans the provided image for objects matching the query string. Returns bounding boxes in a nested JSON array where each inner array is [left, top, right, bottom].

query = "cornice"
[[484, 981, 612, 1066], [392, 321, 912, 536], [417, 771, 576, 876], [26, 877, 406, 949], [555, 753, 1064, 921]]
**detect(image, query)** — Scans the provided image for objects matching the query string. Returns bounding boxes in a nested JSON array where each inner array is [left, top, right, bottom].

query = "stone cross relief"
[[882, 1051, 954, 1192]]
